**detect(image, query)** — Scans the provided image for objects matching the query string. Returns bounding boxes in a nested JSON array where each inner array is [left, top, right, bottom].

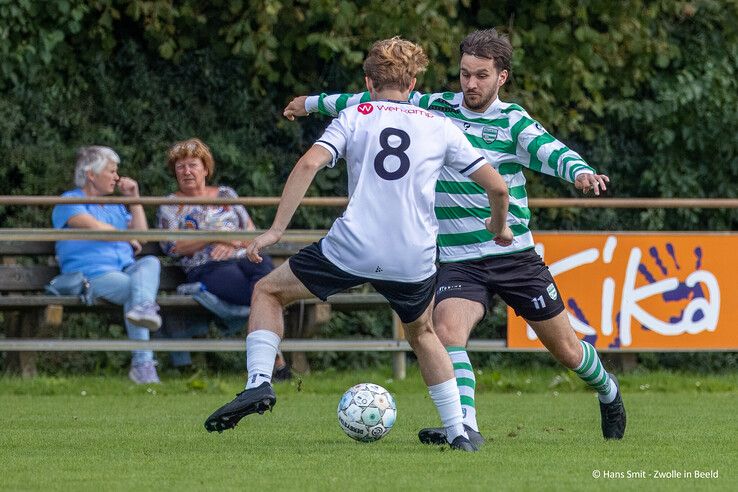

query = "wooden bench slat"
[[0, 338, 414, 352], [0, 265, 187, 291], [0, 338, 511, 352], [0, 240, 317, 257], [0, 292, 389, 309], [0, 266, 59, 291]]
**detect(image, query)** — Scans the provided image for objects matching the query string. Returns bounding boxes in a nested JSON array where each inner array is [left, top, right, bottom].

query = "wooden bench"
[[0, 239, 406, 378]]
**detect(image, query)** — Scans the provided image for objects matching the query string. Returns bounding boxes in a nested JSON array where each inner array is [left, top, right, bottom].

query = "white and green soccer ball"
[[337, 383, 397, 442]]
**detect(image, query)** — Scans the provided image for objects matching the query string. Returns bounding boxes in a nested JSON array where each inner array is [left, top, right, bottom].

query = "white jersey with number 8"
[[314, 100, 486, 282]]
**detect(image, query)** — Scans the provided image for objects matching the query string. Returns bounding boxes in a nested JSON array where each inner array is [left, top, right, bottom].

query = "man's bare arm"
[[245, 145, 332, 262]]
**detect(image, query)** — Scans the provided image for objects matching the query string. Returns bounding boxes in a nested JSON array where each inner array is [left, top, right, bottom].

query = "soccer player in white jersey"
[[205, 37, 513, 451], [284, 29, 626, 446]]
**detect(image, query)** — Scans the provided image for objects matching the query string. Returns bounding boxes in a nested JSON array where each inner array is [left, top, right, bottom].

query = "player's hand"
[[245, 229, 282, 263], [130, 239, 142, 255], [117, 177, 140, 197], [211, 243, 236, 261], [283, 96, 309, 121], [485, 219, 514, 247], [575, 173, 609, 196]]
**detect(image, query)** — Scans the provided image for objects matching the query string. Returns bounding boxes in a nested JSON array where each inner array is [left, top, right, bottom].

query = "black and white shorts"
[[435, 248, 565, 322], [288, 241, 436, 324]]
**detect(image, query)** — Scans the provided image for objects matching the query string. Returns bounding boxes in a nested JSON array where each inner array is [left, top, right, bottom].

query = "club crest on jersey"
[[357, 103, 373, 115], [547, 283, 558, 300], [482, 126, 498, 144]]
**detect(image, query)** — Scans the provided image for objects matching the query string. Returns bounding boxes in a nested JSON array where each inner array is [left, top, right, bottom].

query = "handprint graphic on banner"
[[509, 233, 732, 350]]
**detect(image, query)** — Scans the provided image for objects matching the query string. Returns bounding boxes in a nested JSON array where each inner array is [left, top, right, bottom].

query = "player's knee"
[[431, 321, 453, 344], [251, 277, 284, 305], [557, 339, 583, 368], [403, 321, 434, 347]]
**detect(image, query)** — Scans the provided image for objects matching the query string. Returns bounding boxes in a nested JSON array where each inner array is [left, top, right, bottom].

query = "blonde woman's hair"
[[362, 37, 428, 92], [167, 138, 214, 178]]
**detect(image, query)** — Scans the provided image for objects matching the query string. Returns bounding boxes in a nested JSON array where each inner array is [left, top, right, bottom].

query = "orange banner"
[[507, 233, 736, 350]]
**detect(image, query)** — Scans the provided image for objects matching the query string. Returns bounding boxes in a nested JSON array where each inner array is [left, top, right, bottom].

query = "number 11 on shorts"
[[532, 295, 546, 310]]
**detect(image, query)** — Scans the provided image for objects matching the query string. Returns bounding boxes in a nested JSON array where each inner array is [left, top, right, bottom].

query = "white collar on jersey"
[[459, 93, 502, 118], [461, 96, 503, 117]]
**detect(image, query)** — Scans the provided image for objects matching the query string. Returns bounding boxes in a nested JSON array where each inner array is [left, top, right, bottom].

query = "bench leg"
[[285, 302, 332, 374], [4, 311, 39, 378]]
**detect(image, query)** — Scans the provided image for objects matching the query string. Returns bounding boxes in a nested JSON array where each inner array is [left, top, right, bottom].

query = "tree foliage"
[[1, 0, 736, 230], [1, 1, 736, 371]]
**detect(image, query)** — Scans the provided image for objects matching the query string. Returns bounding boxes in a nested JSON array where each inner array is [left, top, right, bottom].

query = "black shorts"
[[435, 248, 565, 322], [288, 241, 436, 324]]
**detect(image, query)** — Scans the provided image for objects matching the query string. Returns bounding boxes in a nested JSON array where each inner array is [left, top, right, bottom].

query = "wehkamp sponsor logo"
[[373, 104, 434, 117]]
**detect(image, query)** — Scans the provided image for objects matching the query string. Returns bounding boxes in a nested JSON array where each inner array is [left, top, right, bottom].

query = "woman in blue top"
[[52, 146, 162, 384]]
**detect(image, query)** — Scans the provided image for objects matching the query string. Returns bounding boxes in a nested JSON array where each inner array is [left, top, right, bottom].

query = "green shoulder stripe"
[[419, 93, 432, 109], [500, 103, 526, 114], [510, 115, 534, 144]]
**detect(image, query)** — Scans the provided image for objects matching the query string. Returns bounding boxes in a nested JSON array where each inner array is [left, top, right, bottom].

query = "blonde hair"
[[362, 37, 428, 92], [167, 138, 214, 178]]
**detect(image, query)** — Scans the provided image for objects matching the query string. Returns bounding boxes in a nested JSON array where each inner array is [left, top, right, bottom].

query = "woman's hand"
[[117, 177, 140, 197], [130, 239, 143, 255]]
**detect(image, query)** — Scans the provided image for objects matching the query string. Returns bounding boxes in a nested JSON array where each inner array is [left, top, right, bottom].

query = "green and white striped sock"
[[447, 346, 479, 431], [573, 340, 617, 404]]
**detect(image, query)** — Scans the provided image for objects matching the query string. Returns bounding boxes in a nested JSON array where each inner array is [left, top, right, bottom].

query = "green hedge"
[[1, 1, 736, 372]]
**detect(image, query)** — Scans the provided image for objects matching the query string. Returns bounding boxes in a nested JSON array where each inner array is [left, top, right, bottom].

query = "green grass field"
[[1, 369, 736, 491]]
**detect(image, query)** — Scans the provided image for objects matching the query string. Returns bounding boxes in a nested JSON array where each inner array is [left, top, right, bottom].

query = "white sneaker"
[[129, 361, 161, 384], [125, 302, 162, 331]]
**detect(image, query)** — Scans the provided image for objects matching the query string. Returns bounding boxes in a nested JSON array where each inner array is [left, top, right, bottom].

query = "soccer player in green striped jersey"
[[284, 29, 626, 445]]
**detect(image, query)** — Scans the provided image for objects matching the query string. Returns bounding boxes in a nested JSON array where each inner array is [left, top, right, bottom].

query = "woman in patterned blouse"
[[157, 138, 289, 378], [157, 138, 273, 305]]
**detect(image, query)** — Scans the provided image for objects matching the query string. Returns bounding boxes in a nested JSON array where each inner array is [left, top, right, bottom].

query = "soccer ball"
[[337, 383, 397, 442]]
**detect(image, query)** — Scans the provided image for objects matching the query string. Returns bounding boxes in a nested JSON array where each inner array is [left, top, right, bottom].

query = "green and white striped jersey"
[[306, 91, 595, 262]]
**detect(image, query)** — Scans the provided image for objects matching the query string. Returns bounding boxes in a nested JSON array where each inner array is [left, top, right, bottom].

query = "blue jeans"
[[88, 255, 160, 365]]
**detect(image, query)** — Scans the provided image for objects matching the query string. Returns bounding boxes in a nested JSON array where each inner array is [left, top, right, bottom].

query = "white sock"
[[245, 330, 280, 389], [428, 379, 468, 443], [598, 379, 618, 404]]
